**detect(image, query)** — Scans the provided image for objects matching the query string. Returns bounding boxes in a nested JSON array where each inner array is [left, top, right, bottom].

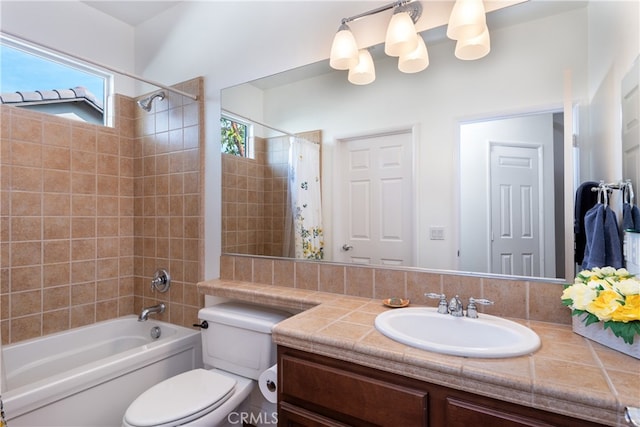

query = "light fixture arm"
[[340, 0, 422, 26]]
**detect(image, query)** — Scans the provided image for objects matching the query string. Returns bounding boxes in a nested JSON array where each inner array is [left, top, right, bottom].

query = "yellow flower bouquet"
[[562, 267, 640, 344]]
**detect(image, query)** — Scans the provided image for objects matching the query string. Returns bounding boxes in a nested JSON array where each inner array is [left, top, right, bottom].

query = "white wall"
[[0, 1, 137, 96], [583, 0, 640, 183]]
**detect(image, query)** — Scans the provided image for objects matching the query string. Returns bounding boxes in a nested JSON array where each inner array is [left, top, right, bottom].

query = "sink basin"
[[374, 307, 540, 358]]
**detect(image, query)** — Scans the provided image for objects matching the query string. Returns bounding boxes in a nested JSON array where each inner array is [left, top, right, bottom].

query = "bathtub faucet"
[[138, 303, 166, 321]]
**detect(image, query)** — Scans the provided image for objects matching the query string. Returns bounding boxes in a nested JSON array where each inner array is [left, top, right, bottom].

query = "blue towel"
[[633, 204, 640, 231], [623, 202, 634, 230], [623, 202, 640, 231], [574, 181, 600, 264], [582, 204, 623, 269]]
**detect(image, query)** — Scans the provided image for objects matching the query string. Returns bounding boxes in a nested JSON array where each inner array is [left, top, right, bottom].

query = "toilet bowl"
[[122, 302, 290, 427]]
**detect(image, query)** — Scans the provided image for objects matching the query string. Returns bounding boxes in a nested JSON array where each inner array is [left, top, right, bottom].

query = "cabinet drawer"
[[280, 353, 428, 426], [444, 397, 556, 427], [279, 402, 351, 427]]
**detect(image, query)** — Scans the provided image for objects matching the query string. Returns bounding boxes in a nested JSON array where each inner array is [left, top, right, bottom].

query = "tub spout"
[[138, 303, 165, 321]]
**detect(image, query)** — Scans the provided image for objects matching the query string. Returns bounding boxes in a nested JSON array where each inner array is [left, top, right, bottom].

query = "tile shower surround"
[[0, 78, 204, 344], [222, 130, 321, 257], [222, 136, 288, 256]]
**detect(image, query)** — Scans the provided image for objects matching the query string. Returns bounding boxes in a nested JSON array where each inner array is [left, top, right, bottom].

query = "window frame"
[[221, 113, 254, 158], [0, 33, 114, 127]]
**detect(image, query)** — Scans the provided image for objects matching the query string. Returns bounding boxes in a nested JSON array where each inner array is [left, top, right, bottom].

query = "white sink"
[[374, 307, 540, 358]]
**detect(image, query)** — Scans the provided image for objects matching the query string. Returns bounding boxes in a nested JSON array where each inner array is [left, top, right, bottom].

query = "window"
[[221, 115, 253, 158], [0, 34, 113, 126]]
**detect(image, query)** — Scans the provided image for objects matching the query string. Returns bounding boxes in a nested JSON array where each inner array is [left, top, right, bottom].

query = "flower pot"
[[572, 316, 640, 359]]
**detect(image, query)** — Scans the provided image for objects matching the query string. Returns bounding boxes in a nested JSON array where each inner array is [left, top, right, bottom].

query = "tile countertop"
[[198, 279, 640, 427]]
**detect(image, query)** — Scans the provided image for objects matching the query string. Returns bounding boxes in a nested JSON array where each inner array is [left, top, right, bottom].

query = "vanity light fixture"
[[398, 35, 429, 73], [329, 23, 359, 70], [329, 0, 423, 83], [447, 0, 487, 41], [384, 3, 420, 57], [454, 26, 490, 60], [348, 49, 376, 85], [329, 0, 490, 85]]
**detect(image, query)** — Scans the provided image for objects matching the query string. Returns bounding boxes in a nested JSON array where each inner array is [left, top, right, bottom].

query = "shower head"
[[137, 91, 166, 112]]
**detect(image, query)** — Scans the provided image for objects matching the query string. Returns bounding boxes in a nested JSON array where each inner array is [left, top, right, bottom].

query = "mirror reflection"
[[220, 1, 624, 281]]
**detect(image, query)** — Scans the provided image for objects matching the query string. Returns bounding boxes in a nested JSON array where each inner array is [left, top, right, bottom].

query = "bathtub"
[[1, 315, 202, 427]]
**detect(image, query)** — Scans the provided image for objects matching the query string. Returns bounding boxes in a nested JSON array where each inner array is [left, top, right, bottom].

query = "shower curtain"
[[284, 137, 324, 260]]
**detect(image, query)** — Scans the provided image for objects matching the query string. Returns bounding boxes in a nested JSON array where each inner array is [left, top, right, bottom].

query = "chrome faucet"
[[426, 293, 494, 318], [138, 303, 165, 321], [448, 295, 464, 317]]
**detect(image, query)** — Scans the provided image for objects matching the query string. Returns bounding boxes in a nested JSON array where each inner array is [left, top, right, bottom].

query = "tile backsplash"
[[219, 254, 571, 325]]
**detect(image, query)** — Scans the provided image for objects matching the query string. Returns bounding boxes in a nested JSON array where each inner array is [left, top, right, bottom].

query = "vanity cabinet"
[[277, 347, 608, 427]]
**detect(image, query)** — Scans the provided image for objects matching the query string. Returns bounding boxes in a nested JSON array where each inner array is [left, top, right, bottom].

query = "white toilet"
[[122, 302, 290, 427]]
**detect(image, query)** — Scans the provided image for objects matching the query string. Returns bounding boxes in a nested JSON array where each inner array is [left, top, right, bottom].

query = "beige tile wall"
[[221, 138, 266, 255], [0, 77, 204, 344], [222, 136, 288, 256], [221, 130, 321, 258], [1, 98, 135, 344], [132, 78, 205, 328], [219, 254, 571, 325]]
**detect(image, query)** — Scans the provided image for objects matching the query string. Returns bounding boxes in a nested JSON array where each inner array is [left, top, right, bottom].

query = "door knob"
[[342, 244, 353, 251]]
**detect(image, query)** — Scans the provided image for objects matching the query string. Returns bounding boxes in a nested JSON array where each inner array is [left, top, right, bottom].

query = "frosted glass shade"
[[330, 24, 359, 70], [455, 27, 490, 60], [384, 11, 419, 57], [348, 49, 376, 85], [398, 36, 429, 73], [447, 0, 487, 41]]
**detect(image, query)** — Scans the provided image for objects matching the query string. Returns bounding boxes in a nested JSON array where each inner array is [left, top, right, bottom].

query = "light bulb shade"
[[385, 11, 419, 57], [447, 0, 487, 41], [348, 49, 376, 85], [330, 24, 359, 70], [455, 27, 490, 60], [398, 36, 429, 73]]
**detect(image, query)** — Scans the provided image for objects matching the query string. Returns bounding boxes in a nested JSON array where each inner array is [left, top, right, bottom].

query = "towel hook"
[[627, 179, 635, 205], [596, 184, 609, 207]]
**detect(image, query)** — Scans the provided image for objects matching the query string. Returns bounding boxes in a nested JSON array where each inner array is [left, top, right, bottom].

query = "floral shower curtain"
[[284, 137, 324, 260]]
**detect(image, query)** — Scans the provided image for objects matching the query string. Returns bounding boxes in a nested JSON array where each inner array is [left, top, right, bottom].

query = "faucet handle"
[[425, 293, 449, 314], [466, 297, 494, 318], [469, 297, 494, 306]]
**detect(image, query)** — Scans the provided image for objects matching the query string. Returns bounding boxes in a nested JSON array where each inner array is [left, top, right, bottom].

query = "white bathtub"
[[1, 315, 203, 427]]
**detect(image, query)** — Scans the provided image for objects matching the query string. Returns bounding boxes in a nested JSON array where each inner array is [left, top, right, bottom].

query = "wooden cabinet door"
[[279, 348, 428, 427]]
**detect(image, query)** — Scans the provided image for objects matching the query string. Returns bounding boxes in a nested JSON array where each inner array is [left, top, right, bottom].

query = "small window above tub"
[[0, 34, 114, 127], [221, 114, 254, 158]]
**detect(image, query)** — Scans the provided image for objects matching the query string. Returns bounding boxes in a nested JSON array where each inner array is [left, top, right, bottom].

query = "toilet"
[[122, 302, 290, 427]]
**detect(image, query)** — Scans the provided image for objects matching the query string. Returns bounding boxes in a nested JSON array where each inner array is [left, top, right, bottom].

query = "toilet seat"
[[123, 369, 237, 427]]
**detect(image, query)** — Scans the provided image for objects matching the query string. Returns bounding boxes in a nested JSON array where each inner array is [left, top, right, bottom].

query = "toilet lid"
[[124, 369, 237, 427]]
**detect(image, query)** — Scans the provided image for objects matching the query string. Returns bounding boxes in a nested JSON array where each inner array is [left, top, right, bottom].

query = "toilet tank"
[[199, 302, 290, 380]]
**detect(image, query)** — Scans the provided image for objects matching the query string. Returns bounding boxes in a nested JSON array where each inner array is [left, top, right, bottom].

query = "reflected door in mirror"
[[336, 130, 414, 266]]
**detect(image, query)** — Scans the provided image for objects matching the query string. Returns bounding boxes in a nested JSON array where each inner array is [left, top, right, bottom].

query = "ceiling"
[[80, 1, 587, 30], [81, 1, 181, 26]]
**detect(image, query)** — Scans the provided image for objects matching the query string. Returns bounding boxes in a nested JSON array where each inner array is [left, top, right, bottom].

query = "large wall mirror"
[[220, 0, 637, 283]]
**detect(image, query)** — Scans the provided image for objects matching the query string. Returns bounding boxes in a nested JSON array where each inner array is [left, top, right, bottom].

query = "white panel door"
[[490, 144, 542, 276], [337, 131, 413, 265]]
